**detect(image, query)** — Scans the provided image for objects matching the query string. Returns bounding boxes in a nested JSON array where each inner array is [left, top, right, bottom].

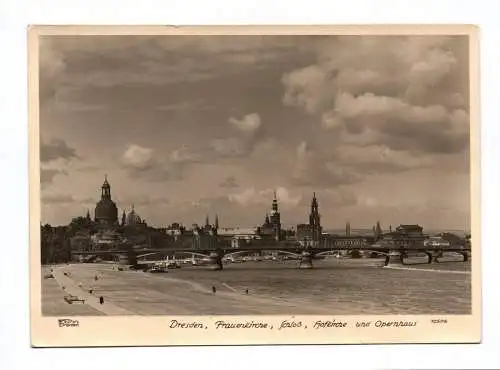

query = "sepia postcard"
[[29, 25, 481, 347]]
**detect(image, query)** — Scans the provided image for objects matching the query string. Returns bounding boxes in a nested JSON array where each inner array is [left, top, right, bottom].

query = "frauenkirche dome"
[[94, 175, 118, 225]]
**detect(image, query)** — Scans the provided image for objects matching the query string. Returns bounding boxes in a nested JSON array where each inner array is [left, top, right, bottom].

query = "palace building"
[[256, 191, 282, 241], [373, 224, 427, 249]]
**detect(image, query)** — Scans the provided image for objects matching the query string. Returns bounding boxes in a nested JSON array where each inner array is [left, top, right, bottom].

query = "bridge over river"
[[71, 243, 471, 270]]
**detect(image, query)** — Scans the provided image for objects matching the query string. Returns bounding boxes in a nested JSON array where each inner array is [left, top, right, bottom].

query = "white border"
[[1, 0, 499, 369]]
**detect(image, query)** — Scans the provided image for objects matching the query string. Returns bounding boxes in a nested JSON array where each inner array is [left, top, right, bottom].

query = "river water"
[[168, 258, 471, 315]]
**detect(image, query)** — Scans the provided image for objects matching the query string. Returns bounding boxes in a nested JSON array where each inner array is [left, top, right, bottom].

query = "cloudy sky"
[[39, 34, 471, 230]]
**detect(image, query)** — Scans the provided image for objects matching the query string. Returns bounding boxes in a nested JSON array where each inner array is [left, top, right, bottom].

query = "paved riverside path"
[[52, 266, 133, 315]]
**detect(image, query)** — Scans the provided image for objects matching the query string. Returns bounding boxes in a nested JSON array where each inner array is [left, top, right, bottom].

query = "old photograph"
[[29, 25, 480, 346]]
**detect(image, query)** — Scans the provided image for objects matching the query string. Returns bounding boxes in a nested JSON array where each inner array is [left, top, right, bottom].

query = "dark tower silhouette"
[[270, 191, 281, 241], [215, 214, 219, 230], [101, 174, 111, 199], [121, 210, 126, 226], [205, 215, 210, 227], [376, 221, 383, 238], [86, 209, 91, 222], [94, 175, 118, 225], [309, 192, 322, 244], [346, 221, 351, 237]]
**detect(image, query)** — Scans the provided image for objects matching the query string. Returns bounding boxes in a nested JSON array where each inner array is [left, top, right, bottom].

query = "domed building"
[[94, 175, 118, 226], [123, 205, 144, 226]]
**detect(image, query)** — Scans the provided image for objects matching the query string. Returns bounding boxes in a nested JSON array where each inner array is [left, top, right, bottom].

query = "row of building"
[[69, 176, 467, 251]]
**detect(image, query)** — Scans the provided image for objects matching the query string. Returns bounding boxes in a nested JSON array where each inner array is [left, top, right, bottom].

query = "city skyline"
[[40, 35, 471, 230]]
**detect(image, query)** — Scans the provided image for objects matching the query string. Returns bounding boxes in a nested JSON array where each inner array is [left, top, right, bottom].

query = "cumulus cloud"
[[228, 113, 262, 133], [39, 138, 79, 186], [210, 113, 265, 159], [40, 138, 79, 163], [329, 92, 469, 154], [282, 64, 335, 114], [334, 144, 435, 174], [282, 35, 470, 175], [209, 137, 249, 158], [40, 168, 67, 185], [121, 144, 201, 181], [291, 141, 361, 187], [122, 144, 155, 170], [219, 176, 239, 188]]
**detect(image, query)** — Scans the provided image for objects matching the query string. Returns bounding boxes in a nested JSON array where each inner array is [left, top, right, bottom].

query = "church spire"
[[311, 192, 318, 210], [272, 190, 279, 213], [215, 214, 219, 229], [101, 174, 111, 199], [309, 192, 321, 243], [121, 210, 126, 226], [205, 214, 210, 227]]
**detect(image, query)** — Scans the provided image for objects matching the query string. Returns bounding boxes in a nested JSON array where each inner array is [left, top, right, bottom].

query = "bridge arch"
[[314, 250, 341, 257], [137, 251, 211, 260], [223, 249, 302, 259]]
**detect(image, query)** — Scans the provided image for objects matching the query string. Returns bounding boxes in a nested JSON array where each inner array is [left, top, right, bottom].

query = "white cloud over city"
[[39, 34, 471, 231]]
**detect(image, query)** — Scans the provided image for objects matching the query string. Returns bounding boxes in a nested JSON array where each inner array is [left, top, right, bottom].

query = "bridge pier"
[[128, 250, 138, 267], [425, 252, 440, 264], [116, 251, 138, 268], [460, 251, 470, 262], [384, 252, 404, 267], [298, 251, 313, 269], [207, 251, 223, 271]]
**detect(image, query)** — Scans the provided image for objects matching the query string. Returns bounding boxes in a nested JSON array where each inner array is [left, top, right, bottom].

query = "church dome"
[[125, 205, 142, 226], [94, 175, 118, 225], [95, 198, 118, 224]]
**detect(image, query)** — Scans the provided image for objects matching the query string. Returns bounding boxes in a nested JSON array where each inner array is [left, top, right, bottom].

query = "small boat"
[[150, 265, 168, 273]]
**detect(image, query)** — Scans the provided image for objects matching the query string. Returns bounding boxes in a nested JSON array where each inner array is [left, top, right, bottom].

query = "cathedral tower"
[[309, 192, 322, 243], [270, 191, 282, 241]]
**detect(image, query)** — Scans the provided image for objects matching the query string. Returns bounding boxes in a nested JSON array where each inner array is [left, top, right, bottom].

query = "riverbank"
[[42, 267, 104, 316]]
